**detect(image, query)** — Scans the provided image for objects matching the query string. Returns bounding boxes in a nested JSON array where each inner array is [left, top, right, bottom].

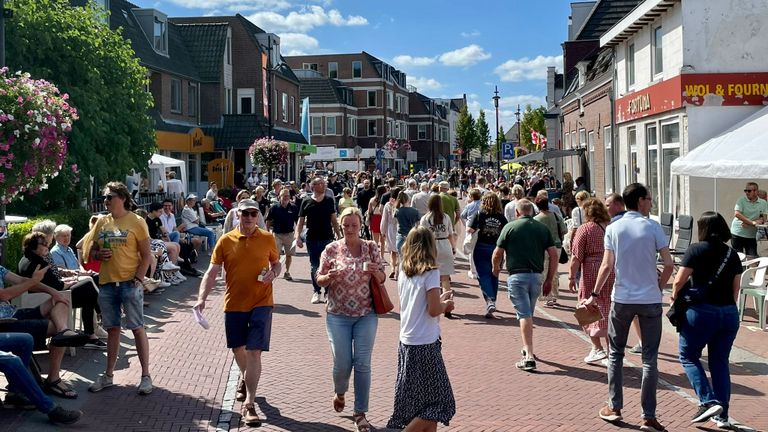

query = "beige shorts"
[[274, 232, 296, 256]]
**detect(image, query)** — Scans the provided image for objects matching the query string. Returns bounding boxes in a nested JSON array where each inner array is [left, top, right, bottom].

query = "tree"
[[455, 105, 477, 165], [520, 104, 547, 152], [6, 0, 155, 210], [475, 110, 491, 160], [494, 125, 505, 161]]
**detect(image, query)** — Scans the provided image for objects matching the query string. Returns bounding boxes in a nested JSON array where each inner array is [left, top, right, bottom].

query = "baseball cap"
[[237, 199, 259, 211], [185, 194, 198, 201]]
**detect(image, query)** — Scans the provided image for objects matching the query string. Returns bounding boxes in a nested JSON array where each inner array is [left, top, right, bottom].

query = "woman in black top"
[[467, 193, 508, 318], [671, 212, 742, 428], [18, 232, 105, 349]]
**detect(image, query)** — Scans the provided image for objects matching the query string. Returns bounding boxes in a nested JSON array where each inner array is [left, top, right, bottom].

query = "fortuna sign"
[[628, 94, 651, 114]]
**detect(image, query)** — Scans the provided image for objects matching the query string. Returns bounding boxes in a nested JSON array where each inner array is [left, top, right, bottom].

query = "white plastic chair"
[[738, 257, 768, 330]]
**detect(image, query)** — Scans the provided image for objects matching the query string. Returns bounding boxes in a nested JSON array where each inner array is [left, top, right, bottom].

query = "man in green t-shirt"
[[492, 199, 557, 372], [439, 181, 460, 231], [730, 181, 768, 257]]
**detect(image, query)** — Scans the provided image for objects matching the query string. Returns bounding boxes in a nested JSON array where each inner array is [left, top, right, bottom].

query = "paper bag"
[[574, 305, 602, 326]]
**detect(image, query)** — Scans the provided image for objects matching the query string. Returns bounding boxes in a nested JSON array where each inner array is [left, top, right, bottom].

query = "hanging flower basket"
[[248, 137, 288, 168], [0, 68, 78, 203]]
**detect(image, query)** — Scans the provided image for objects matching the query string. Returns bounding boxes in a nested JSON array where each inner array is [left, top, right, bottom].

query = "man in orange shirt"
[[195, 199, 281, 427]]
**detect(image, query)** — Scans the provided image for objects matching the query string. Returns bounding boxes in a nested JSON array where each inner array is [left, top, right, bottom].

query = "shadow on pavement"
[[254, 397, 351, 432], [275, 303, 322, 318]]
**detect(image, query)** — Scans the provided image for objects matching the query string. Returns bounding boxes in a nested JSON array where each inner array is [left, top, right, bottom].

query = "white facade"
[[603, 0, 768, 225]]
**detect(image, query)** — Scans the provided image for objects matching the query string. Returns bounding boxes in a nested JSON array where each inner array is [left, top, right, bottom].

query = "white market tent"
[[671, 105, 768, 179], [148, 154, 187, 196], [670, 105, 768, 211]]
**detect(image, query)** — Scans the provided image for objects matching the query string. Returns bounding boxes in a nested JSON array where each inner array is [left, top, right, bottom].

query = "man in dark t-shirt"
[[296, 177, 341, 304]]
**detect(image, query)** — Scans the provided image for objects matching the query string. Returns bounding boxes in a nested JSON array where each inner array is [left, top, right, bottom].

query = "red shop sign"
[[615, 76, 682, 123], [681, 73, 768, 106]]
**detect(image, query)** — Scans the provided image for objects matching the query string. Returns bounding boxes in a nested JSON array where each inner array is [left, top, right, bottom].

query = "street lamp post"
[[492, 86, 500, 177], [515, 104, 522, 155]]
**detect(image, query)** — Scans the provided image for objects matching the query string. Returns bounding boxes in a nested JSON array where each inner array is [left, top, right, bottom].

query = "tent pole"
[[714, 178, 718, 212]]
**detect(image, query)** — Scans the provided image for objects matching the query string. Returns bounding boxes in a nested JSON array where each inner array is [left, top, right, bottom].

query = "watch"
[[590, 291, 600, 298]]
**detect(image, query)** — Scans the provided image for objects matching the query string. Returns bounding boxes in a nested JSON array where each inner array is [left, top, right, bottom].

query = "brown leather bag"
[[368, 241, 394, 314]]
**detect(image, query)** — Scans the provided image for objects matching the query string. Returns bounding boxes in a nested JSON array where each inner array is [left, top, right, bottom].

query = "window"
[[367, 90, 376, 107], [394, 122, 400, 139], [170, 78, 181, 113], [326, 116, 337, 135], [188, 83, 197, 117], [661, 121, 680, 213], [626, 43, 635, 87], [579, 129, 586, 147], [348, 117, 357, 137], [225, 88, 232, 114], [273, 89, 278, 119], [188, 153, 197, 187], [646, 123, 659, 214], [367, 119, 377, 136], [328, 62, 338, 79], [588, 131, 595, 191], [387, 91, 393, 110], [225, 36, 231, 65], [290, 96, 295, 124], [387, 120, 393, 137], [311, 116, 323, 135], [395, 96, 401, 113], [352, 61, 362, 79], [237, 88, 255, 114], [627, 126, 637, 184], [653, 26, 663, 76], [441, 127, 449, 142], [418, 125, 426, 140], [302, 63, 318, 71], [281, 92, 288, 122], [153, 17, 167, 53], [604, 126, 613, 193]]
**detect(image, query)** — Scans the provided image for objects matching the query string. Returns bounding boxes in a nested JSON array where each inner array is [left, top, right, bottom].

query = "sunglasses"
[[240, 210, 259, 217], [744, 189, 756, 193], [101, 194, 118, 201]]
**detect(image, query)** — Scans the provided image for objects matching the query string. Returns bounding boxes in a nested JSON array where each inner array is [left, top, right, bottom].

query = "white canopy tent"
[[148, 154, 187, 196], [670, 105, 768, 213]]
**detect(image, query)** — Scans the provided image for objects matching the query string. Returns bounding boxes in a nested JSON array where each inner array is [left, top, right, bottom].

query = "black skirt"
[[387, 340, 456, 428]]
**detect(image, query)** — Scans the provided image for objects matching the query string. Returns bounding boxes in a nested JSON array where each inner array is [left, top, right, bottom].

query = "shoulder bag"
[[666, 248, 732, 329], [367, 241, 394, 314]]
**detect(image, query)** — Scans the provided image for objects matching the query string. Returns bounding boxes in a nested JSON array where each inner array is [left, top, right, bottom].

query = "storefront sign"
[[156, 127, 214, 153], [208, 158, 234, 188], [615, 76, 682, 123], [682, 73, 768, 106]]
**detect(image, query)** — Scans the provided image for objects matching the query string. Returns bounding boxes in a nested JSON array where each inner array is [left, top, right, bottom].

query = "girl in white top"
[[387, 226, 456, 431], [379, 187, 401, 279]]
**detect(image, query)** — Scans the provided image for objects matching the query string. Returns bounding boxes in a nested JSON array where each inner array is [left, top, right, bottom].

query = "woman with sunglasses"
[[82, 181, 154, 396]]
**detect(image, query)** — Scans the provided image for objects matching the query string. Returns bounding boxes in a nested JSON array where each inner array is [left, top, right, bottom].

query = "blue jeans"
[[506, 272, 542, 319], [326, 312, 378, 413], [168, 231, 180, 243], [0, 333, 55, 413], [99, 281, 145, 329], [307, 238, 333, 294], [679, 303, 739, 418], [607, 302, 663, 419], [473, 242, 498, 302], [186, 226, 217, 249]]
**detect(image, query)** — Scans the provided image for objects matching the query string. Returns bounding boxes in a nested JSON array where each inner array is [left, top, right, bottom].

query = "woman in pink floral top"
[[317, 207, 386, 432]]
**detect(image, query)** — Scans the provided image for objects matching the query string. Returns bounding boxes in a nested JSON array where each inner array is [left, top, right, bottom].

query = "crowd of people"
[[0, 166, 751, 431]]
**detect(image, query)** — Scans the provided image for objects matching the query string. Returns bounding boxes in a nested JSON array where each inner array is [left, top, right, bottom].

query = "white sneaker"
[[137, 375, 153, 395], [93, 324, 108, 339], [158, 281, 171, 288], [311, 292, 322, 304], [584, 349, 608, 364], [88, 374, 114, 393], [161, 262, 180, 271], [710, 416, 732, 429]]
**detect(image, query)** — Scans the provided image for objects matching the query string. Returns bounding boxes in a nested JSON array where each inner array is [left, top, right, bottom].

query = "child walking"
[[387, 227, 456, 431]]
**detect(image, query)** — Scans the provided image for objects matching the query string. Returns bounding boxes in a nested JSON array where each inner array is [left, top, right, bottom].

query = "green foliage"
[[6, 0, 156, 210], [520, 104, 547, 152], [4, 208, 91, 272], [475, 110, 491, 156], [455, 105, 477, 161]]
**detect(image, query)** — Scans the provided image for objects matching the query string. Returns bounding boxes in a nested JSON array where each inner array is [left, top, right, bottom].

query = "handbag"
[[367, 241, 394, 314], [462, 229, 477, 255], [559, 247, 569, 264], [666, 248, 732, 328]]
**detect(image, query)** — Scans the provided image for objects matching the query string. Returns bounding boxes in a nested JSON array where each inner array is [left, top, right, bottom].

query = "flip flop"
[[333, 394, 345, 413], [44, 378, 78, 399], [50, 329, 90, 347]]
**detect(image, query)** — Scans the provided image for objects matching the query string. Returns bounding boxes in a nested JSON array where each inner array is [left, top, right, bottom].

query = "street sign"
[[353, 145, 362, 156], [501, 142, 516, 160], [339, 149, 348, 158]]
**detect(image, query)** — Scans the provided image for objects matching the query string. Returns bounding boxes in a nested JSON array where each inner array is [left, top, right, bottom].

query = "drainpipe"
[[610, 45, 618, 193]]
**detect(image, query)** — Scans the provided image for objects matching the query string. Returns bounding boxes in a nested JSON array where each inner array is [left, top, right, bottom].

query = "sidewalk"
[[0, 249, 765, 431]]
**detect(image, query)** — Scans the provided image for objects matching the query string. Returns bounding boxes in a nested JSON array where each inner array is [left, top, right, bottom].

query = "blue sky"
[[131, 0, 573, 130]]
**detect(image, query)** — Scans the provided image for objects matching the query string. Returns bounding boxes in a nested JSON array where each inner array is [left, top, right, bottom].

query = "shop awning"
[[671, 105, 768, 179]]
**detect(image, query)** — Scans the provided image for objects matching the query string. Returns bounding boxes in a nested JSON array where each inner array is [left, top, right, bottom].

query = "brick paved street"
[[1, 245, 766, 431]]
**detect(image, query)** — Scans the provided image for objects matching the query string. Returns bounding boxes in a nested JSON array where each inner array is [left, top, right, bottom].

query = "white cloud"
[[407, 76, 442, 92], [392, 55, 436, 68], [438, 44, 491, 67], [494, 55, 563, 82], [279, 33, 319, 56], [246, 5, 368, 33], [499, 95, 545, 109], [460, 30, 480, 38]]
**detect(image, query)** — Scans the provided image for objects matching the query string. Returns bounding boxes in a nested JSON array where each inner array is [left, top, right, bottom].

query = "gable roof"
[[173, 22, 228, 82], [299, 78, 351, 105], [234, 15, 299, 85], [109, 0, 200, 81], [203, 115, 307, 150], [575, 0, 644, 40]]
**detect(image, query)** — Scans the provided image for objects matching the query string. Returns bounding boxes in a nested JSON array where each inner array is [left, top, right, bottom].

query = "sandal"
[[333, 393, 345, 413], [235, 379, 246, 402], [50, 329, 90, 347], [44, 378, 78, 399], [353, 413, 371, 432]]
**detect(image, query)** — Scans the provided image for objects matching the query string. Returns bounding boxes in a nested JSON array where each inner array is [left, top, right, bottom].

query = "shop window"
[[604, 126, 613, 193]]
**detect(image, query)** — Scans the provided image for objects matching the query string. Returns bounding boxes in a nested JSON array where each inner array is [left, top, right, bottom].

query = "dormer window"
[[154, 17, 167, 52]]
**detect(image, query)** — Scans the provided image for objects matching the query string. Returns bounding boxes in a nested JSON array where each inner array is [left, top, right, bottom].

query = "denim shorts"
[[98, 281, 145, 330], [507, 272, 543, 319], [225, 306, 273, 351]]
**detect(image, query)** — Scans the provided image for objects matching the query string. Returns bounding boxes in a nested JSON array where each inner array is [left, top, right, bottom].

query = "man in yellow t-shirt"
[[194, 199, 280, 427]]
